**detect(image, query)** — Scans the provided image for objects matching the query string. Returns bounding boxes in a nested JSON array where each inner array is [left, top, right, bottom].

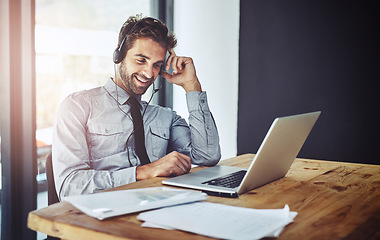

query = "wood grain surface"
[[28, 154, 380, 240]]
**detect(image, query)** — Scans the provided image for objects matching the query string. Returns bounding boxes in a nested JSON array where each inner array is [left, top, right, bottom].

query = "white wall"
[[173, 0, 240, 159]]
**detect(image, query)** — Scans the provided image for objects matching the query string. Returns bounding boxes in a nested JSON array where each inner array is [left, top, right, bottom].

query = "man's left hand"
[[160, 49, 202, 92]]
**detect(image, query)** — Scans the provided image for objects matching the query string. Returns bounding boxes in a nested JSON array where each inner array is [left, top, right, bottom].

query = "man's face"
[[118, 37, 166, 96]]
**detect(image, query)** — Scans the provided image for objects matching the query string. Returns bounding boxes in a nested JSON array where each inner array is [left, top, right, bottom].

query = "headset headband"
[[113, 17, 162, 64]]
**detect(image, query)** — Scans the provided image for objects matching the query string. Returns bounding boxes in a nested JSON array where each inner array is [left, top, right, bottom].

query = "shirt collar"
[[104, 78, 142, 106]]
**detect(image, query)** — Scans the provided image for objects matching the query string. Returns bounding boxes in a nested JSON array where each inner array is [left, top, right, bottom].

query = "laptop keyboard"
[[202, 170, 247, 188]]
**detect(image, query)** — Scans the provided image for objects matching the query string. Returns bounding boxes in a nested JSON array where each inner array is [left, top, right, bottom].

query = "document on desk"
[[138, 202, 297, 240], [62, 187, 207, 220]]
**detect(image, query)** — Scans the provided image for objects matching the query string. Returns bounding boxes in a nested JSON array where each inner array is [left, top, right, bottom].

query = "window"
[[34, 1, 152, 239], [35, 0, 152, 162]]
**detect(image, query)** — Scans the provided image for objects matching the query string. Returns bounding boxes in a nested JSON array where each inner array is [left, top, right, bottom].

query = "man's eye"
[[137, 59, 146, 64], [154, 63, 162, 69]]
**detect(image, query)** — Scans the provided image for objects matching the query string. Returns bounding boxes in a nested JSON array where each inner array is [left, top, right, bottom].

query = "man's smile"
[[134, 74, 153, 84]]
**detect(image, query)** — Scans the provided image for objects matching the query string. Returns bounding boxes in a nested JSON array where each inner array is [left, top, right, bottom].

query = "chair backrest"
[[46, 152, 59, 205]]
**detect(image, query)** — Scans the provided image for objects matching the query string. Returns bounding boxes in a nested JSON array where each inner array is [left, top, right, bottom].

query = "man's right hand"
[[136, 151, 191, 180]]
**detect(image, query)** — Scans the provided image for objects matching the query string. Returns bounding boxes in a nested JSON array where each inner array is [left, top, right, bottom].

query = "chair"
[[45, 152, 60, 240], [46, 152, 59, 205]]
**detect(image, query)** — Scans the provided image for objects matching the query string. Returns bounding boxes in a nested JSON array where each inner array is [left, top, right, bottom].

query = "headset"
[[113, 20, 139, 64], [113, 17, 163, 64], [113, 17, 167, 93]]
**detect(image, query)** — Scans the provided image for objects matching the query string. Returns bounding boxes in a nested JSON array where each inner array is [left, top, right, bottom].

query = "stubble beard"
[[119, 64, 153, 96]]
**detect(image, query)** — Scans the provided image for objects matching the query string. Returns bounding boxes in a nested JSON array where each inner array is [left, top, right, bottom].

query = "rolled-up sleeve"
[[170, 91, 221, 166]]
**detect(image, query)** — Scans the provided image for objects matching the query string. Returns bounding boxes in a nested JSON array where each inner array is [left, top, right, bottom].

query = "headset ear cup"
[[113, 48, 121, 64]]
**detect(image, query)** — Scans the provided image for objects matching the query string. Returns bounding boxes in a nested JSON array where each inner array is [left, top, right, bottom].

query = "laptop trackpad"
[[190, 165, 243, 179]]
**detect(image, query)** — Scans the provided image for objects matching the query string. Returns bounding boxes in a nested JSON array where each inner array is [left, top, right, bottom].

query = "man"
[[52, 15, 221, 199]]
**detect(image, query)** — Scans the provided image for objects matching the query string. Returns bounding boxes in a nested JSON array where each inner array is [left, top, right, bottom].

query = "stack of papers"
[[138, 202, 297, 239], [63, 187, 207, 220]]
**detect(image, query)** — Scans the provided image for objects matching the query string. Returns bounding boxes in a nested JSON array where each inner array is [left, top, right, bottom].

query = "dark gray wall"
[[238, 1, 379, 164]]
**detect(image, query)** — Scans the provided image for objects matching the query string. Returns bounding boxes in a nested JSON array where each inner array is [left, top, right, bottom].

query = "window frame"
[[1, 0, 37, 239], [150, 0, 174, 108]]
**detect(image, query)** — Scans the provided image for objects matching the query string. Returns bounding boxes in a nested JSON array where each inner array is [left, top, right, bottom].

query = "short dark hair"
[[117, 15, 177, 58]]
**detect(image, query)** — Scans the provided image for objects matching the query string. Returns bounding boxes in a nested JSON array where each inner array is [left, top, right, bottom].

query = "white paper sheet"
[[63, 187, 207, 220], [138, 202, 297, 240]]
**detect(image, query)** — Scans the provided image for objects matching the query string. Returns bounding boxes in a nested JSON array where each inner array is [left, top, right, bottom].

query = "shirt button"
[[201, 100, 205, 103]]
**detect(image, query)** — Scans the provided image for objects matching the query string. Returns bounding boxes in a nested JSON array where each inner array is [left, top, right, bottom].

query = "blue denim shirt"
[[52, 78, 221, 198]]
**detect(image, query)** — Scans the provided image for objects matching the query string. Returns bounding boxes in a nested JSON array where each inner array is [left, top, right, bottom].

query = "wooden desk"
[[28, 154, 380, 240]]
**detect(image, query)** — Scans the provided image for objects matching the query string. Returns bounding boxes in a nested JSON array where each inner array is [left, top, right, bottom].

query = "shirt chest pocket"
[[149, 126, 170, 158], [87, 123, 124, 158]]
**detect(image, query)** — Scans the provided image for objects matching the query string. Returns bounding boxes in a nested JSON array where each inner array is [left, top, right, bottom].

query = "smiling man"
[[52, 15, 221, 199]]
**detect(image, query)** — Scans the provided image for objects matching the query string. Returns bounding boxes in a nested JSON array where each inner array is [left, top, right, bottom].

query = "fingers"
[[136, 151, 191, 180], [172, 151, 191, 175], [156, 151, 191, 177], [171, 56, 181, 73], [165, 49, 192, 74], [164, 151, 191, 176], [166, 49, 176, 70], [173, 57, 192, 74]]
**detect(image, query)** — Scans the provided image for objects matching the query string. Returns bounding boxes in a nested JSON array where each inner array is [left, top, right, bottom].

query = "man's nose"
[[142, 65, 154, 79]]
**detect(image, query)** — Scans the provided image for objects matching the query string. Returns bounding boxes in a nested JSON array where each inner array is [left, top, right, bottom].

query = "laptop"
[[163, 111, 321, 197]]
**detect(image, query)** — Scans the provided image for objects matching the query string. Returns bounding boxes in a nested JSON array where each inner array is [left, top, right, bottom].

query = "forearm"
[[58, 166, 136, 198], [53, 137, 141, 198], [182, 77, 202, 93], [186, 91, 221, 165]]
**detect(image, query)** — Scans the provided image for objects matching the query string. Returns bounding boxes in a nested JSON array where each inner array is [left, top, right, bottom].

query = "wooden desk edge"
[[28, 209, 130, 240]]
